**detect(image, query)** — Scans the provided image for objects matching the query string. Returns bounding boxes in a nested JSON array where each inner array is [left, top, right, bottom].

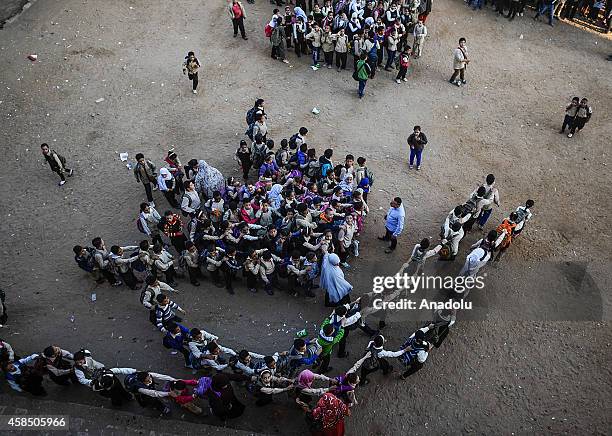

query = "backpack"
[[514, 207, 529, 224], [136, 217, 147, 234], [123, 373, 144, 394], [180, 194, 192, 217], [75, 247, 96, 273], [139, 288, 154, 305], [275, 148, 289, 167], [463, 194, 479, 216], [132, 252, 147, 273], [252, 144, 267, 170], [306, 160, 321, 179], [264, 24, 273, 38], [245, 122, 256, 141], [364, 167, 375, 185], [288, 133, 300, 150], [245, 107, 257, 126], [362, 344, 380, 371]]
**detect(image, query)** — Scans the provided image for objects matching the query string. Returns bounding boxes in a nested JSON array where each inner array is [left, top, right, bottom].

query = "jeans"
[[312, 47, 320, 66], [232, 17, 246, 37], [477, 208, 493, 227], [536, 2, 554, 23], [384, 49, 396, 69], [409, 148, 423, 167], [358, 79, 367, 97], [569, 117, 587, 134], [473, 0, 484, 9]]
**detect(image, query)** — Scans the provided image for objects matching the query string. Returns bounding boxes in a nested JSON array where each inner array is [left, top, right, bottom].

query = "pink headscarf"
[[297, 369, 315, 389]]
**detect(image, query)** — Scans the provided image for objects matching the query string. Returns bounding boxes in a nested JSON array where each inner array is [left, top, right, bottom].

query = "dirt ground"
[[0, 0, 611, 434]]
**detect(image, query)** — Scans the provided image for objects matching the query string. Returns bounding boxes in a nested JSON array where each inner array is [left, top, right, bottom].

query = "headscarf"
[[267, 184, 284, 209], [320, 253, 352, 304], [256, 369, 273, 388], [338, 174, 354, 194], [194, 159, 225, 198], [294, 6, 308, 22], [194, 376, 221, 398], [297, 369, 315, 389], [311, 393, 349, 429]]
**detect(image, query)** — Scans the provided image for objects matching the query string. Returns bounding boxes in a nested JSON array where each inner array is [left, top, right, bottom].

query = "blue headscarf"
[[320, 253, 352, 303], [294, 6, 308, 22]]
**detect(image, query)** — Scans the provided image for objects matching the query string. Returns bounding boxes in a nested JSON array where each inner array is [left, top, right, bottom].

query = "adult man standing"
[[133, 153, 157, 205], [407, 125, 428, 170], [378, 197, 405, 253], [228, 0, 248, 40], [449, 37, 469, 87], [41, 143, 73, 186]]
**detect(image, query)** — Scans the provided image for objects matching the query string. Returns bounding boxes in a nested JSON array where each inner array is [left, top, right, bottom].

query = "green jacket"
[[356, 60, 370, 81], [317, 318, 344, 357]]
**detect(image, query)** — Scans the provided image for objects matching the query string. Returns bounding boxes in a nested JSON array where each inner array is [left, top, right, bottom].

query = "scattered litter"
[[95, 97, 105, 103], [69, 314, 75, 323], [119, 152, 128, 161], [170, 351, 178, 355], [91, 293, 97, 302], [27, 54, 38, 61], [312, 107, 320, 115]]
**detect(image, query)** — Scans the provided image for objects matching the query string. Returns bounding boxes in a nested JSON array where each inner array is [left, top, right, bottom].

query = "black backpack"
[[288, 133, 300, 150], [363, 344, 380, 371], [245, 107, 257, 126]]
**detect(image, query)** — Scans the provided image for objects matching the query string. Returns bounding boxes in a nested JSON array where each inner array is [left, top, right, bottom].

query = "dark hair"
[[43, 346, 55, 358], [526, 199, 535, 208], [206, 342, 220, 353], [393, 197, 402, 205], [373, 335, 385, 347], [73, 245, 83, 255], [73, 350, 86, 361], [299, 127, 308, 135], [293, 338, 306, 349], [459, 37, 466, 43], [414, 125, 421, 131], [476, 186, 486, 197], [135, 153, 144, 160], [357, 157, 366, 165], [110, 245, 120, 255], [324, 148, 333, 158], [145, 275, 157, 285], [190, 328, 201, 338], [323, 324, 334, 335], [140, 202, 149, 212], [186, 241, 195, 250], [486, 174, 495, 185], [255, 98, 264, 106], [451, 221, 463, 232], [509, 212, 518, 222], [334, 305, 348, 317], [264, 356, 276, 366], [486, 230, 498, 242], [172, 380, 186, 391], [188, 159, 198, 167], [156, 293, 168, 304], [345, 154, 354, 161], [91, 237, 103, 249], [420, 238, 430, 249], [166, 321, 178, 332], [238, 350, 250, 360], [187, 51, 195, 56]]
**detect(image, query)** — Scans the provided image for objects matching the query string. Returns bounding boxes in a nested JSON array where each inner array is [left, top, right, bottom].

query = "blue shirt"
[[385, 205, 405, 236]]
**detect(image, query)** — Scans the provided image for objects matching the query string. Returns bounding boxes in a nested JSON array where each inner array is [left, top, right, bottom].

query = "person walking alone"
[[228, 0, 248, 40], [182, 51, 201, 95], [449, 37, 469, 87], [41, 143, 73, 186], [133, 153, 157, 205], [354, 53, 371, 99], [407, 125, 428, 170]]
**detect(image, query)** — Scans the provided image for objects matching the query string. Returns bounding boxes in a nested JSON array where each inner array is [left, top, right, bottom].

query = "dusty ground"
[[0, 0, 611, 434]]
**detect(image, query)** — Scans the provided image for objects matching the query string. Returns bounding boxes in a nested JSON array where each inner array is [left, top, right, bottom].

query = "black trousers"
[[120, 270, 139, 290], [561, 115, 575, 132], [246, 271, 258, 289], [325, 292, 351, 308], [163, 342, 191, 366], [401, 360, 424, 378], [143, 182, 154, 202], [170, 235, 187, 253], [335, 52, 347, 69], [569, 117, 587, 134], [337, 323, 377, 356], [382, 228, 398, 250], [359, 358, 391, 384], [159, 266, 177, 284], [100, 268, 119, 285], [48, 372, 72, 386], [188, 266, 202, 284], [162, 190, 179, 208], [136, 393, 167, 412], [507, 1, 521, 18], [317, 353, 332, 373], [53, 168, 71, 182], [450, 68, 465, 83], [21, 374, 47, 396], [324, 50, 334, 66], [396, 66, 408, 80], [188, 72, 198, 90], [232, 17, 246, 37], [99, 377, 132, 406]]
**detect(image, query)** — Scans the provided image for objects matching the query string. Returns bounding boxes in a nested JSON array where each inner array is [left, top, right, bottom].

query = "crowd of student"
[[3, 99, 536, 434]]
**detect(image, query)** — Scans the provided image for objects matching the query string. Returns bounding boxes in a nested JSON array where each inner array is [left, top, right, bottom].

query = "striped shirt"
[[155, 301, 181, 333]]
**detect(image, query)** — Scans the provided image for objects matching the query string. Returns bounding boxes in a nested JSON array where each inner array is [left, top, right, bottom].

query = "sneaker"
[[416, 165, 421, 170], [282, 59, 290, 64], [242, 36, 249, 40], [377, 236, 387, 241], [395, 79, 401, 84], [59, 180, 66, 186], [340, 262, 350, 268], [248, 288, 257, 293], [149, 201, 155, 207], [112, 281, 123, 287], [68, 169, 74, 176], [409, 164, 413, 169], [455, 81, 462, 87], [461, 79, 467, 84], [337, 67, 341, 72], [385, 248, 394, 254], [403, 78, 408, 82], [193, 89, 197, 94], [567, 133, 573, 138], [233, 34, 237, 38], [311, 65, 318, 70], [327, 64, 332, 69]]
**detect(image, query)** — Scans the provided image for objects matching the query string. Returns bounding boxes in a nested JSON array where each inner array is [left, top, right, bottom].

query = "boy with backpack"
[[138, 202, 163, 247], [251, 134, 268, 171], [407, 238, 443, 275], [245, 99, 265, 127], [124, 371, 178, 416], [162, 322, 192, 367], [41, 143, 73, 186], [235, 139, 253, 181], [399, 324, 435, 380], [316, 322, 345, 373], [109, 245, 141, 290], [141, 276, 178, 324], [359, 335, 410, 385], [512, 199, 534, 237], [73, 245, 101, 282]]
